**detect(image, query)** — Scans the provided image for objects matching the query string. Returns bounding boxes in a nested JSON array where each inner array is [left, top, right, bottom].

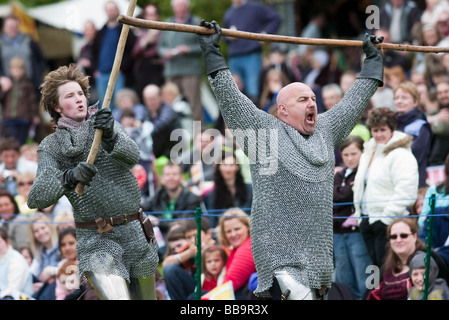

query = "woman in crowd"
[[217, 208, 256, 300], [353, 107, 419, 268], [367, 217, 449, 299], [394, 81, 432, 188], [0, 227, 33, 299], [204, 151, 252, 228], [28, 213, 59, 300]]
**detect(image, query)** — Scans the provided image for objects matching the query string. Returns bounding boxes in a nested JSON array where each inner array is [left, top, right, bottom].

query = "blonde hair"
[[393, 81, 420, 105], [28, 213, 58, 256], [40, 64, 90, 124], [218, 208, 250, 247]]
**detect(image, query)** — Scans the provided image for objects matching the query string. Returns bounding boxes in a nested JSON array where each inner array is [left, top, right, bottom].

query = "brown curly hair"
[[39, 63, 90, 124], [365, 107, 397, 131]]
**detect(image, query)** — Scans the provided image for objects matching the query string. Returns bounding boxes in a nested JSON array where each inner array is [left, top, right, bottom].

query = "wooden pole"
[[75, 0, 137, 195], [118, 15, 449, 53]]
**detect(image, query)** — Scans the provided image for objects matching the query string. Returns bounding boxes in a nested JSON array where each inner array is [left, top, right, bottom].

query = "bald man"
[[198, 21, 384, 300]]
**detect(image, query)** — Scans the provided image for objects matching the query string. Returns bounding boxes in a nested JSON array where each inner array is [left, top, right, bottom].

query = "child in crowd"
[[56, 259, 79, 298], [408, 251, 449, 300], [201, 245, 227, 292]]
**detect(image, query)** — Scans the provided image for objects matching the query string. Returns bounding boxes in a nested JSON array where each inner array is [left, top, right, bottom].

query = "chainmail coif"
[[27, 114, 159, 282], [209, 69, 378, 297]]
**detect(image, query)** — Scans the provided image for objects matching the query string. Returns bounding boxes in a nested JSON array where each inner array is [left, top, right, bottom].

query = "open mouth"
[[306, 111, 315, 124]]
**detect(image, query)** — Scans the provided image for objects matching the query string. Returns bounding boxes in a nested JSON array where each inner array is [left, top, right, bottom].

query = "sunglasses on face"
[[18, 181, 34, 187], [389, 233, 412, 240]]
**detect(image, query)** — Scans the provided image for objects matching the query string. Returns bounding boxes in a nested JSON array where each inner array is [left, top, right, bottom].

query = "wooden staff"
[[118, 14, 449, 53], [75, 0, 137, 195]]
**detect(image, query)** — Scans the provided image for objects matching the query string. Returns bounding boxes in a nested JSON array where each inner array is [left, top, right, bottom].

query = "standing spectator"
[[0, 191, 28, 251], [0, 137, 37, 196], [92, 0, 136, 110], [353, 107, 419, 268], [132, 3, 165, 101], [428, 78, 449, 166], [217, 208, 255, 300], [0, 227, 33, 299], [76, 20, 98, 105], [379, 0, 422, 44], [224, 0, 281, 102], [333, 135, 372, 300], [0, 57, 39, 146], [142, 84, 180, 159], [394, 81, 432, 188], [0, 14, 46, 96], [158, 0, 203, 123]]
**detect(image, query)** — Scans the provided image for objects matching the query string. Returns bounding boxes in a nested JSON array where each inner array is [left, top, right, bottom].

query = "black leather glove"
[[358, 33, 384, 87], [61, 162, 98, 190], [197, 20, 228, 77], [93, 108, 117, 153]]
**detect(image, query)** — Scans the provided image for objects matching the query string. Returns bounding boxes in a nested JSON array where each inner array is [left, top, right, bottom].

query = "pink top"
[[223, 237, 256, 291]]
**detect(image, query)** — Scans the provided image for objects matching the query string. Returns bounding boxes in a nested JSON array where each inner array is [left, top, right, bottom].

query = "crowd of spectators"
[[2, 0, 449, 300]]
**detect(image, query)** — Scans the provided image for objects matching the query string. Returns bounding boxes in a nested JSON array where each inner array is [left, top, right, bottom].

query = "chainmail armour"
[[27, 115, 159, 282], [209, 69, 378, 297]]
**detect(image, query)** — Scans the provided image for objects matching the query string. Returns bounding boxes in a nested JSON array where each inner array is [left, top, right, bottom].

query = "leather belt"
[[75, 210, 142, 234]]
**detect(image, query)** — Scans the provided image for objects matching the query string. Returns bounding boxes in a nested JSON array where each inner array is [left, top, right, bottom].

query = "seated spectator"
[[178, 128, 220, 197], [142, 162, 201, 246], [408, 251, 449, 300], [217, 208, 256, 300], [161, 81, 193, 146], [112, 88, 147, 125], [162, 224, 196, 300], [204, 151, 252, 229], [258, 68, 290, 113], [201, 245, 228, 296], [0, 227, 33, 299], [366, 217, 449, 300], [14, 172, 36, 215], [0, 137, 37, 196], [0, 190, 29, 250], [28, 213, 59, 300]]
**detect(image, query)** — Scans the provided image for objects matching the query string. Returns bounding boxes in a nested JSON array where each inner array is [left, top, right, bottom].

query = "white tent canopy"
[[27, 0, 142, 34]]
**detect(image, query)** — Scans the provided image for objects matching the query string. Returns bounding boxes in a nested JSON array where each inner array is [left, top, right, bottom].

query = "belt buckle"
[[123, 214, 128, 224], [95, 217, 113, 234]]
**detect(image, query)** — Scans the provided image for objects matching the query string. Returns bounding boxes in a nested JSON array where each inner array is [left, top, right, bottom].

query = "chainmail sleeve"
[[208, 69, 378, 297]]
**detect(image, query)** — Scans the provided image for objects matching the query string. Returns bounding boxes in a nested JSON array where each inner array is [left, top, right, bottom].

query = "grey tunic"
[[27, 114, 159, 281], [209, 69, 378, 297]]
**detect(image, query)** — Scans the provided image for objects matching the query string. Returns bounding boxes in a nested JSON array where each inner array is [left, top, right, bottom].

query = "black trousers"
[[359, 219, 388, 268]]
